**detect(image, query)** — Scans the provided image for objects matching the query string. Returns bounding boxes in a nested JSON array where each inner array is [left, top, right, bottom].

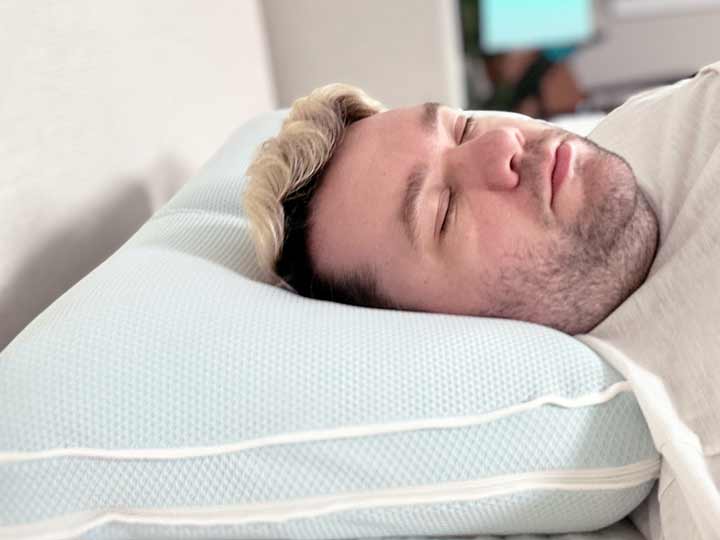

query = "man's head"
[[244, 84, 659, 335]]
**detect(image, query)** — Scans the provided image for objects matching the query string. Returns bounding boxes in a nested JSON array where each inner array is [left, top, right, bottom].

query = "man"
[[243, 84, 659, 335], [244, 63, 720, 540]]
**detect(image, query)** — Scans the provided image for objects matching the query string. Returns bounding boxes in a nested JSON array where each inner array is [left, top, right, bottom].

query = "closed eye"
[[441, 114, 471, 237], [460, 116, 475, 143], [440, 190, 453, 235]]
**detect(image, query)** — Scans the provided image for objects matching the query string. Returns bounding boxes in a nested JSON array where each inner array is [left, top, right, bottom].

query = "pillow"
[[0, 110, 659, 540]]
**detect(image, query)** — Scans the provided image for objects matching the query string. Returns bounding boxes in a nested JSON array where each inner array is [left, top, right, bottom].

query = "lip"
[[550, 141, 572, 205]]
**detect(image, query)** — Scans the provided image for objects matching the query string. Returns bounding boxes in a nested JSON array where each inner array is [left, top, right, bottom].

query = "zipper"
[[0, 457, 660, 540]]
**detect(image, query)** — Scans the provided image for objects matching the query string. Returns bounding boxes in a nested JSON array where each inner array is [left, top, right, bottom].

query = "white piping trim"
[[0, 457, 660, 540], [0, 382, 632, 464]]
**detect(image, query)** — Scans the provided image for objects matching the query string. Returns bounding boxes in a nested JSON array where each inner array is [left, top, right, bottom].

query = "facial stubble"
[[488, 134, 659, 334]]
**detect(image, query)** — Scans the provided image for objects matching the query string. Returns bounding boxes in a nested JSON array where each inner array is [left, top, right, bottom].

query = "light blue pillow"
[[0, 110, 659, 540]]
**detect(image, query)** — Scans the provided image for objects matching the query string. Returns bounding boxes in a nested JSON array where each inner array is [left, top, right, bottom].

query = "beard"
[[487, 132, 659, 335]]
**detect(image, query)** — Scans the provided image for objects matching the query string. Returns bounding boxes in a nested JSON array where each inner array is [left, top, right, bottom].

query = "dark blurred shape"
[[459, 0, 591, 118]]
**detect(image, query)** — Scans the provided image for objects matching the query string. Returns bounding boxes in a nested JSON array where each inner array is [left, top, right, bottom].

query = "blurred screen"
[[480, 0, 593, 53]]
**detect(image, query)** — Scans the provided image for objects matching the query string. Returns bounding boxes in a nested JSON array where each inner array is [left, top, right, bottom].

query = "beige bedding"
[[578, 62, 720, 540]]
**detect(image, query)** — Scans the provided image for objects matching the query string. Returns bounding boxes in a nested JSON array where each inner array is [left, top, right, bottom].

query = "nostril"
[[510, 153, 521, 187]]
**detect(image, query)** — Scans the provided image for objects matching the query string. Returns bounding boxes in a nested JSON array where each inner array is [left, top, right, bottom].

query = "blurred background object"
[[260, 0, 720, 116], [461, 0, 720, 118], [4, 0, 720, 349], [461, 0, 594, 117]]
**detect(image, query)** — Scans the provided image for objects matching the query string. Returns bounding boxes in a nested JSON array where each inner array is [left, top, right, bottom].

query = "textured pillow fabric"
[[0, 110, 659, 540]]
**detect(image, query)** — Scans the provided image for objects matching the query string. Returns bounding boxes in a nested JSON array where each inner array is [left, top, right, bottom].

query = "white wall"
[[0, 0, 275, 350], [572, 6, 720, 88], [261, 0, 466, 109]]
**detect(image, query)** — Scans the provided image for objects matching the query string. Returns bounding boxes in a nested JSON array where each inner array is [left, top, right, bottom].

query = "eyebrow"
[[400, 102, 440, 250]]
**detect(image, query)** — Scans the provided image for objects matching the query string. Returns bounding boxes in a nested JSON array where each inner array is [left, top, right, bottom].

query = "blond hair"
[[243, 83, 403, 308]]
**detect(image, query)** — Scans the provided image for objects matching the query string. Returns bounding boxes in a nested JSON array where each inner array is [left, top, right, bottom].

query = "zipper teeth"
[[0, 458, 661, 540], [498, 457, 661, 486]]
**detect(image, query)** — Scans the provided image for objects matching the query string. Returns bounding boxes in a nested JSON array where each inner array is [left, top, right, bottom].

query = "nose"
[[442, 127, 523, 192]]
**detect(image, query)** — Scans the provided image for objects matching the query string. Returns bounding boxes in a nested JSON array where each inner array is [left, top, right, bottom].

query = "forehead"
[[308, 105, 430, 276], [307, 105, 540, 278], [326, 105, 534, 175], [343, 104, 425, 153]]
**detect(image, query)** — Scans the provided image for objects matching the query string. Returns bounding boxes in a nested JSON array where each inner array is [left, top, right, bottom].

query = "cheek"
[[452, 206, 538, 261]]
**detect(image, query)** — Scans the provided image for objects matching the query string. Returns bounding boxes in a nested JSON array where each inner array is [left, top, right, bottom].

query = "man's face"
[[308, 103, 658, 333]]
